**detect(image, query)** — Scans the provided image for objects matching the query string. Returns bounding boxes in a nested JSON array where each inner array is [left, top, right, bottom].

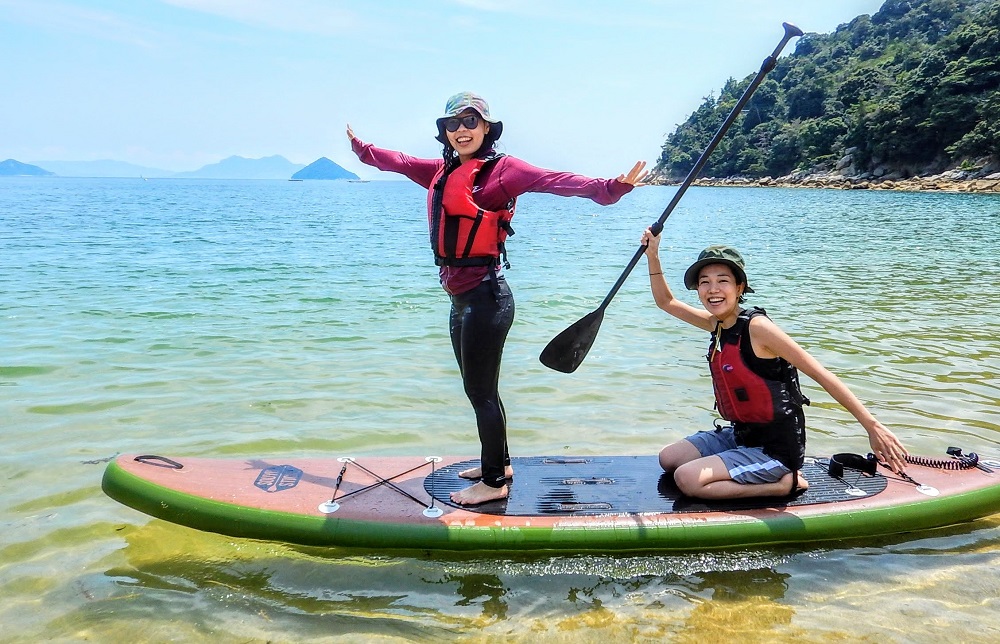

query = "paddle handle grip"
[[651, 22, 802, 230], [601, 22, 802, 309]]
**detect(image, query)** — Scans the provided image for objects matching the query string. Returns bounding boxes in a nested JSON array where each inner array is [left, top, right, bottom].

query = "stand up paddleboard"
[[102, 449, 1000, 551]]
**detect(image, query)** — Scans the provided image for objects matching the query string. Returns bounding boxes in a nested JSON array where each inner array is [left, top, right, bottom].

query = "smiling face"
[[697, 263, 745, 323], [446, 109, 490, 162]]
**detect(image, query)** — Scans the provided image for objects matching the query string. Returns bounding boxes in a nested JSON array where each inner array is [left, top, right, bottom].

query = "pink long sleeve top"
[[351, 138, 634, 294]]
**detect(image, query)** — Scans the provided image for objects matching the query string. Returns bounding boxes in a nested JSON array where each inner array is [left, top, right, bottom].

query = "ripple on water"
[[3, 181, 1000, 640]]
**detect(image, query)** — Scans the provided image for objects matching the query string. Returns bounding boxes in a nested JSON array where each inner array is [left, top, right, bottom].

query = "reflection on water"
[[36, 516, 984, 642], [95, 521, 802, 640], [2, 180, 1000, 640]]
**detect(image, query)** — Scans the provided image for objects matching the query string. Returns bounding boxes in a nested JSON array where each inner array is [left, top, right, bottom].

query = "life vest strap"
[[461, 209, 485, 258], [434, 255, 498, 267]]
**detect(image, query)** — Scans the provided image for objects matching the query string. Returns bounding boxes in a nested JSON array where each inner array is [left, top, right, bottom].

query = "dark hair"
[[441, 145, 461, 172], [738, 277, 752, 304], [481, 123, 501, 150]]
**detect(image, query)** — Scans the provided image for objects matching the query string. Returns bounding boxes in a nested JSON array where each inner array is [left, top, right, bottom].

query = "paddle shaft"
[[538, 23, 803, 373], [596, 22, 803, 312]]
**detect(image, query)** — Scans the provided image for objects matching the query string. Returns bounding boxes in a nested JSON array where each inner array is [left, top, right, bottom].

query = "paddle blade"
[[539, 309, 605, 373]]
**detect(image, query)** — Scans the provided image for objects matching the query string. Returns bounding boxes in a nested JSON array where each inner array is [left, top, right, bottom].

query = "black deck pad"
[[424, 455, 888, 516]]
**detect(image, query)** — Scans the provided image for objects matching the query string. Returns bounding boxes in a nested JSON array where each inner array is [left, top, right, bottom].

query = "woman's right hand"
[[346, 124, 356, 142], [641, 226, 661, 256], [617, 160, 649, 187]]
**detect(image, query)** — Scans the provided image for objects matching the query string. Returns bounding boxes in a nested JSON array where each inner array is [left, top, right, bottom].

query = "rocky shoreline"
[[652, 152, 1000, 193], [661, 170, 1000, 193]]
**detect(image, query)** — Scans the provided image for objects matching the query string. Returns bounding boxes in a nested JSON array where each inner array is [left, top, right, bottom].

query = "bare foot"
[[450, 481, 508, 506], [458, 465, 514, 480], [784, 472, 809, 493]]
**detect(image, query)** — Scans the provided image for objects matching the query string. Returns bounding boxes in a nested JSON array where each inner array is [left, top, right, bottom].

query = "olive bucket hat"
[[434, 91, 503, 145], [683, 245, 755, 293]]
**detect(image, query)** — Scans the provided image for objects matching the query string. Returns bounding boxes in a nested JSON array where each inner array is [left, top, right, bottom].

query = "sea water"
[[2, 177, 999, 641]]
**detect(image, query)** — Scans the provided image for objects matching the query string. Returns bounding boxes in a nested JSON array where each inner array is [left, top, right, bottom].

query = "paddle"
[[539, 22, 804, 374]]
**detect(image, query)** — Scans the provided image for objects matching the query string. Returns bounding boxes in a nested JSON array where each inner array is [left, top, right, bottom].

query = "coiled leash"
[[908, 446, 989, 472], [891, 448, 984, 495]]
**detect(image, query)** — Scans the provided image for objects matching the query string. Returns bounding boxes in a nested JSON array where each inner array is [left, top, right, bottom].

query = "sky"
[[1, 0, 886, 178]]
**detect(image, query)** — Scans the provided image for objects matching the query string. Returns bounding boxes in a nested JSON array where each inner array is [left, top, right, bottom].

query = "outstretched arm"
[[495, 157, 648, 205], [345, 123, 440, 188], [749, 316, 909, 473], [641, 227, 715, 332]]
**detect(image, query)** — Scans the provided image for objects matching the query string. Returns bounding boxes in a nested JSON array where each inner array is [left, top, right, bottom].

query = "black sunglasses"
[[443, 114, 481, 132]]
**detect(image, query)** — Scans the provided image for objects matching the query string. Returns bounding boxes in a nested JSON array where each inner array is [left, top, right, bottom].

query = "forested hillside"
[[652, 0, 1000, 182]]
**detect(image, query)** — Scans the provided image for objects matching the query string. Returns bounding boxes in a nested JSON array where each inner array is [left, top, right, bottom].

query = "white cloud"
[[0, 0, 159, 48], [158, 0, 357, 36]]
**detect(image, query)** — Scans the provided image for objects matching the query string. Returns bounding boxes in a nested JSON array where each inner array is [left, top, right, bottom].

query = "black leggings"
[[449, 277, 515, 488]]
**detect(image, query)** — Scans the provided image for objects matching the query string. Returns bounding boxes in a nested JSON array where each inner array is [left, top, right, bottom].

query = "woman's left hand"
[[617, 161, 649, 187], [867, 421, 909, 474]]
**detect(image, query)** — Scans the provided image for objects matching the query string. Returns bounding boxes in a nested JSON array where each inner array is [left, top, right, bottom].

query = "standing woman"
[[347, 92, 647, 505]]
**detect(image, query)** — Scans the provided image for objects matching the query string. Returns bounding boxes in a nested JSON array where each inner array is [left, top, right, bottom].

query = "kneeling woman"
[[640, 229, 909, 500]]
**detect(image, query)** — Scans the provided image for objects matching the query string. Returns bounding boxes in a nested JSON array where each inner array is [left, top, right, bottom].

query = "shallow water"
[[2, 178, 1000, 642]]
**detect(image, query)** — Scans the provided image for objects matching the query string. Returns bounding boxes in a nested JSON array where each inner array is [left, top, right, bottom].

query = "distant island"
[[172, 155, 305, 180], [291, 157, 359, 180], [0, 159, 53, 177], [7, 154, 364, 180]]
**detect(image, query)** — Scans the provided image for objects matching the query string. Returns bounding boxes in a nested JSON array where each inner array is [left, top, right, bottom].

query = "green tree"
[[652, 0, 998, 181]]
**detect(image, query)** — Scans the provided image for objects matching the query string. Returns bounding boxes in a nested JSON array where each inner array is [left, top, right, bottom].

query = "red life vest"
[[708, 308, 808, 425], [428, 156, 515, 267]]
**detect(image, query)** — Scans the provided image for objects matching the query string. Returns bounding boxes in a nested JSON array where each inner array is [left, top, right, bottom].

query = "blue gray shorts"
[[685, 427, 791, 484]]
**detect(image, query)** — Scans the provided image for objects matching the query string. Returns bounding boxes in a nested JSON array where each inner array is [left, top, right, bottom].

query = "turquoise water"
[[2, 177, 1000, 641]]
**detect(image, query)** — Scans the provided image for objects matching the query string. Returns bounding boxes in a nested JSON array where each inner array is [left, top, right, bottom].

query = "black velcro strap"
[[828, 453, 877, 478]]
